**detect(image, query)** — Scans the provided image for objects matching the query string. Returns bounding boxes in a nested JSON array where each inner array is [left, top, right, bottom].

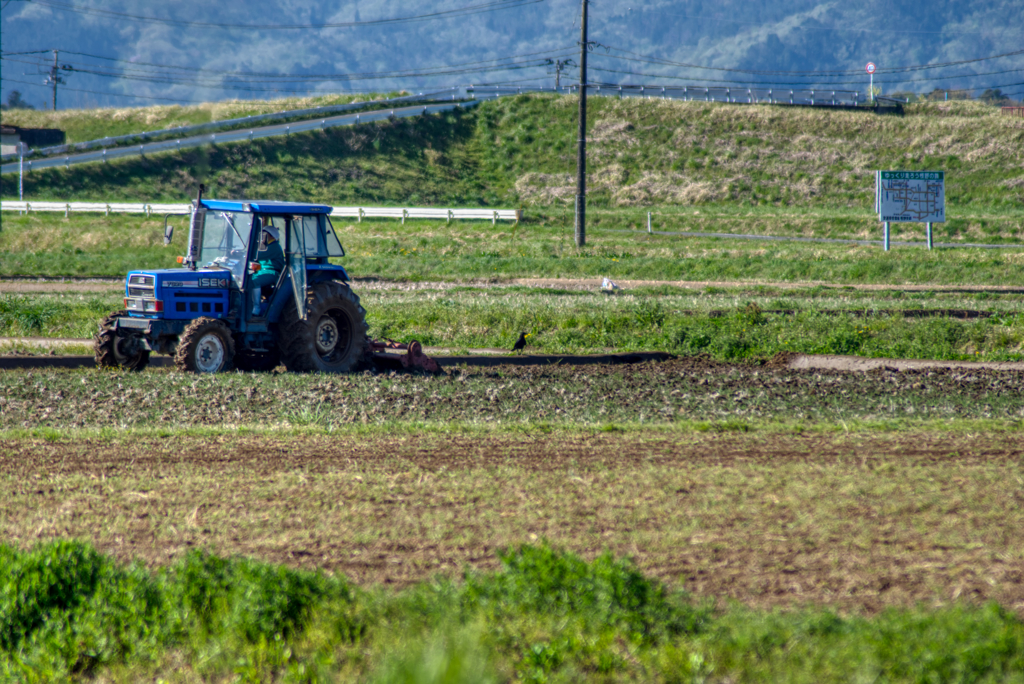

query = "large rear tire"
[[278, 281, 368, 373], [94, 310, 150, 371], [175, 317, 235, 373]]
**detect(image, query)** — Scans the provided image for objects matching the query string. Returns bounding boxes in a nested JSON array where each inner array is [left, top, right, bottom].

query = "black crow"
[[512, 332, 528, 353]]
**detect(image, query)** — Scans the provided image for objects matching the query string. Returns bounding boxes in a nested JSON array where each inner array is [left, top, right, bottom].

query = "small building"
[[0, 125, 66, 155]]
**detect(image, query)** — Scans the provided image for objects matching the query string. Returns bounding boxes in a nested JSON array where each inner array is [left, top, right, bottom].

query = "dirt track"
[[3, 344, 1023, 372]]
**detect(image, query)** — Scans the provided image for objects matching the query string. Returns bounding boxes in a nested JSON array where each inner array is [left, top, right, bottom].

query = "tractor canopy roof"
[[201, 199, 333, 214]]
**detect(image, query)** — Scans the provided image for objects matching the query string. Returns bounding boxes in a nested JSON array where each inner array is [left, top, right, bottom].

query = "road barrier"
[[0, 200, 520, 223], [0, 88, 464, 162], [471, 84, 864, 107], [1, 100, 480, 175]]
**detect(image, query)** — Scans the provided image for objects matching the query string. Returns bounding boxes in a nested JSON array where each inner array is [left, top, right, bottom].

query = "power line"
[[30, 0, 544, 30], [0, 49, 53, 56], [54, 46, 576, 79], [0, 76, 212, 103], [69, 62, 559, 91], [601, 44, 1024, 77], [586, 69, 1024, 93], [590, 59, 1023, 87], [2, 53, 574, 94], [2, 49, 577, 84]]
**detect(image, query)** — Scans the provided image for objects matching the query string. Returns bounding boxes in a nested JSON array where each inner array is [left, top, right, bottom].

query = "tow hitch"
[[366, 338, 440, 373]]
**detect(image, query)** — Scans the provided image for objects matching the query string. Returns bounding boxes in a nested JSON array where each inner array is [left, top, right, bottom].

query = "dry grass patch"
[[2, 430, 1022, 614]]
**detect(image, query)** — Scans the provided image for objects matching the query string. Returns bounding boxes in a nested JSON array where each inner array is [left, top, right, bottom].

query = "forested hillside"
[[1, 0, 1021, 110]]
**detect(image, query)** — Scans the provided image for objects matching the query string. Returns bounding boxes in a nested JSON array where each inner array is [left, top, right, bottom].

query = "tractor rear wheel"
[[175, 317, 235, 373], [94, 310, 150, 371], [278, 281, 368, 373]]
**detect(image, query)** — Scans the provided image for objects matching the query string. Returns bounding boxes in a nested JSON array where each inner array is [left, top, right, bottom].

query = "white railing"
[[333, 207, 519, 224], [0, 200, 520, 223]]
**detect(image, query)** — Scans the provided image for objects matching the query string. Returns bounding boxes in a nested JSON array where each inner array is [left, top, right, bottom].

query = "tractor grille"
[[128, 286, 153, 296], [129, 275, 154, 286]]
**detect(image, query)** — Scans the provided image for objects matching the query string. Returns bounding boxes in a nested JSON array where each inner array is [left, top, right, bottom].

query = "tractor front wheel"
[[278, 281, 368, 373], [94, 310, 150, 371], [175, 317, 235, 373]]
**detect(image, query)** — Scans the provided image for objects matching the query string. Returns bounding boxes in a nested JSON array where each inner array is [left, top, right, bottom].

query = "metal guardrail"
[[0, 88, 463, 162], [0, 200, 520, 223], [469, 84, 864, 106], [1, 100, 480, 175]]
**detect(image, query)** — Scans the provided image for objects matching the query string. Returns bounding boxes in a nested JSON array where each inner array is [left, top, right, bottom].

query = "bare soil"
[[2, 356, 1023, 427], [2, 431, 1022, 615]]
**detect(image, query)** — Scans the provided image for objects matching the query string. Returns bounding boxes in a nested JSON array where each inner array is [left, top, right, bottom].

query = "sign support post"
[[883, 222, 890, 251], [866, 62, 876, 103], [18, 142, 25, 212], [926, 222, 933, 250]]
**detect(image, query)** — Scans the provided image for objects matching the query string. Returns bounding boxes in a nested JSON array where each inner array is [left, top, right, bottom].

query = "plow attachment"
[[366, 338, 440, 373]]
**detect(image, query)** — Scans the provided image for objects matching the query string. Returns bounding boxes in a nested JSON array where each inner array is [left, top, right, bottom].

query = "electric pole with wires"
[[43, 50, 72, 111], [552, 58, 576, 90], [575, 0, 589, 248]]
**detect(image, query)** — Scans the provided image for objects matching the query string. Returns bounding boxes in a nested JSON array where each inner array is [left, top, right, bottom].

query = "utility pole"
[[52, 51, 59, 110], [551, 59, 576, 90], [574, 0, 588, 248], [45, 50, 68, 111]]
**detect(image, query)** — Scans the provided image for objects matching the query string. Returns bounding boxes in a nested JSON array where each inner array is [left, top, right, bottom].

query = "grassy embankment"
[[2, 94, 1022, 232]]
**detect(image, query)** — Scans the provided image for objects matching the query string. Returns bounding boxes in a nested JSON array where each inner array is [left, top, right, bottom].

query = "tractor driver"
[[250, 222, 285, 316]]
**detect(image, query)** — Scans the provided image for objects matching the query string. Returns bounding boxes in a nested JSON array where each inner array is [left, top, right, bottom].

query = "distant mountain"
[[2, 0, 1021, 110]]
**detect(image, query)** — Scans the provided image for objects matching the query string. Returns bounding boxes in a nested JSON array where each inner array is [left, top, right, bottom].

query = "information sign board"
[[875, 170, 945, 223]]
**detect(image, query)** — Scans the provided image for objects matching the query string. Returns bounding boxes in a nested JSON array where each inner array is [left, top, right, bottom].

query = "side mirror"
[[162, 214, 176, 246]]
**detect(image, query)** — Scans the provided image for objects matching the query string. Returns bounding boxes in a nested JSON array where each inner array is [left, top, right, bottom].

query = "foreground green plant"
[[2, 541, 1021, 682]]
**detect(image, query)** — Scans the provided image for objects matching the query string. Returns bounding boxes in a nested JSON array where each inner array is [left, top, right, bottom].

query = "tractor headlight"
[[125, 298, 143, 311], [143, 299, 163, 313]]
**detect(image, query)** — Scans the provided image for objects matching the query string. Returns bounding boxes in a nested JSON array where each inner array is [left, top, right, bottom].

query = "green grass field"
[[3, 284, 1023, 361], [2, 211, 1024, 282]]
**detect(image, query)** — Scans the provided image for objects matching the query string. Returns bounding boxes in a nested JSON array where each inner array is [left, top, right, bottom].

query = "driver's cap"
[[263, 226, 280, 242]]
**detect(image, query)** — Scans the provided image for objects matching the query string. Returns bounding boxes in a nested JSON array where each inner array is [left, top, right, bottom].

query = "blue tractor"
[[95, 187, 370, 373]]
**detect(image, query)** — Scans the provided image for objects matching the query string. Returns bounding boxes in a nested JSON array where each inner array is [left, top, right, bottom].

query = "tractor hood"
[[124, 268, 233, 320]]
